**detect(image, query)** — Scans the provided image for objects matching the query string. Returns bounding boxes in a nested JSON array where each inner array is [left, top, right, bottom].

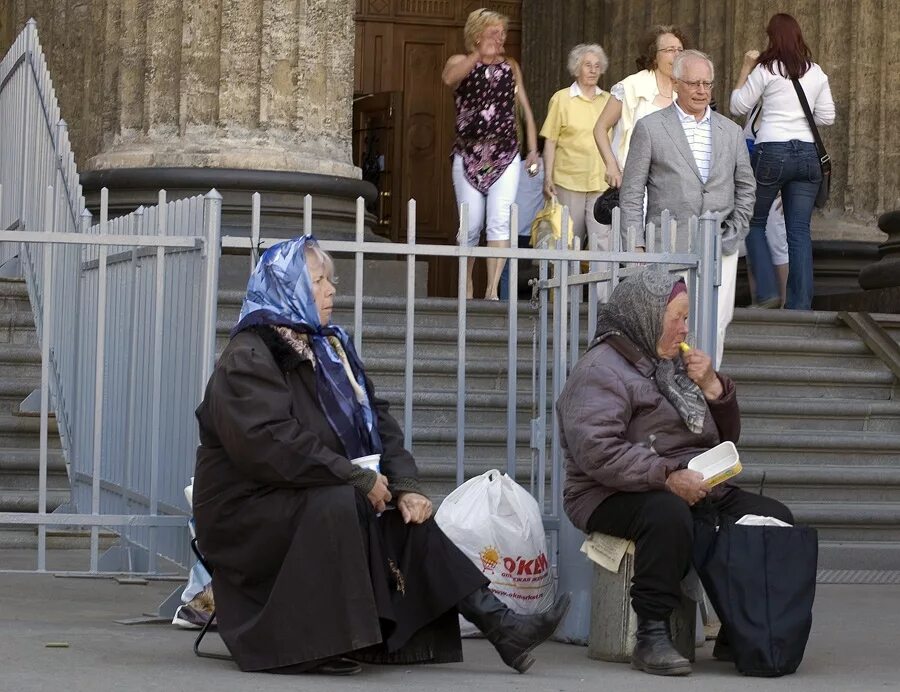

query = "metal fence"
[[0, 21, 222, 575], [0, 21, 721, 618], [223, 195, 722, 641]]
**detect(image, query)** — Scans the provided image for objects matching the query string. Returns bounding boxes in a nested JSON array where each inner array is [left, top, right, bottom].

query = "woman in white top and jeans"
[[731, 13, 835, 310]]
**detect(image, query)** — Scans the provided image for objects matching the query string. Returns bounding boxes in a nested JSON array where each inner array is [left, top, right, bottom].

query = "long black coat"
[[192, 327, 484, 671]]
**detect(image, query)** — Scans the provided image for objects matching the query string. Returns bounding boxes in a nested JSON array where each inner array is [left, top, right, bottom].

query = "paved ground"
[[1, 547, 897, 692]]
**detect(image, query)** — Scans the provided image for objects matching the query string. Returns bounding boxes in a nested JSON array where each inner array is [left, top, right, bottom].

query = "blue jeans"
[[498, 235, 531, 300], [744, 140, 822, 309]]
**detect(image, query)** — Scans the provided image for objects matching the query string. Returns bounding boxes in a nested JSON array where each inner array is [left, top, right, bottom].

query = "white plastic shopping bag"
[[436, 470, 554, 626]]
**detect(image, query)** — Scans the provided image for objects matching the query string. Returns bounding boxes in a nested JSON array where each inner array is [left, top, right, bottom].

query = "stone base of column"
[[80, 166, 382, 292]]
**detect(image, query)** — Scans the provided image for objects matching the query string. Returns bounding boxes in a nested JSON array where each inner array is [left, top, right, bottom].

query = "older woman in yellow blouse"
[[540, 43, 611, 250]]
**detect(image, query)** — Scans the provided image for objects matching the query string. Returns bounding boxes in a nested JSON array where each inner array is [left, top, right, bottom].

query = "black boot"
[[458, 587, 571, 673], [631, 617, 692, 676], [712, 624, 733, 662]]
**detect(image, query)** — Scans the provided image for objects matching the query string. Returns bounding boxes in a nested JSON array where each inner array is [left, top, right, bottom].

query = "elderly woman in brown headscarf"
[[556, 268, 792, 677]]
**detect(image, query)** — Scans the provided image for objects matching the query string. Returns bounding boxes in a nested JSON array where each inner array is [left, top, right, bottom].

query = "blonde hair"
[[464, 8, 508, 52], [304, 241, 338, 284]]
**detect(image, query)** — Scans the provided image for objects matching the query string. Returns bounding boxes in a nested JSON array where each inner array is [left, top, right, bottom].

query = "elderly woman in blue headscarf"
[[192, 235, 568, 677]]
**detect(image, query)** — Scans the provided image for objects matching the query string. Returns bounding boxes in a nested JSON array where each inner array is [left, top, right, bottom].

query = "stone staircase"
[[0, 277, 70, 547], [3, 275, 898, 570], [720, 310, 900, 571]]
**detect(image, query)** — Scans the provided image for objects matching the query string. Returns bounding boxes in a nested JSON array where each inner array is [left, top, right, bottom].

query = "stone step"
[[0, 311, 38, 347], [0, 488, 69, 512], [787, 502, 900, 543], [0, 346, 42, 379], [818, 540, 900, 571], [363, 357, 540, 391], [721, 335, 880, 369], [217, 291, 544, 330], [0, 447, 67, 473], [0, 416, 62, 448], [735, 466, 900, 503], [0, 470, 70, 491], [738, 397, 900, 433], [0, 527, 118, 550], [0, 377, 36, 413], [721, 364, 897, 399]]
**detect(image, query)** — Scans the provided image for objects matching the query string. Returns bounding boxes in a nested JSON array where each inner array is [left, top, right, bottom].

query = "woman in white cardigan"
[[593, 25, 689, 190], [731, 13, 835, 310]]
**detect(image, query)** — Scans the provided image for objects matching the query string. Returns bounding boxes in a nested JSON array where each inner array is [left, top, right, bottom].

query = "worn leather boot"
[[631, 617, 692, 676], [458, 587, 571, 673]]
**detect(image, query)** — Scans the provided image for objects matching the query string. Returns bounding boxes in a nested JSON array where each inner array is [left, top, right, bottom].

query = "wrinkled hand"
[[743, 49, 760, 67], [666, 469, 709, 506], [605, 165, 622, 189], [682, 348, 723, 399], [542, 178, 557, 199], [397, 492, 433, 524], [367, 473, 392, 513]]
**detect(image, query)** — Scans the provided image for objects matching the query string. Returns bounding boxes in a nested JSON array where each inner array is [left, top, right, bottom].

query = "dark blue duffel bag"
[[693, 515, 818, 677]]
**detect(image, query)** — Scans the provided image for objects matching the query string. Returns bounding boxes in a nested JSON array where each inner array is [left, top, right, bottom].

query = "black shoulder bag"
[[791, 78, 831, 209]]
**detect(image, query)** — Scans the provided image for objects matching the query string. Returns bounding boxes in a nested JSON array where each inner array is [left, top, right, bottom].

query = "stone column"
[[2, 0, 374, 253]]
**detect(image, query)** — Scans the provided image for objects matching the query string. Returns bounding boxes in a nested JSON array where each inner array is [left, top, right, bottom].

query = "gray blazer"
[[619, 104, 755, 256]]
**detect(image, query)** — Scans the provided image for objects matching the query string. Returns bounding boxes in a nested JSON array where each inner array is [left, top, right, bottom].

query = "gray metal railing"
[[0, 21, 222, 575], [0, 21, 722, 596], [223, 194, 721, 643]]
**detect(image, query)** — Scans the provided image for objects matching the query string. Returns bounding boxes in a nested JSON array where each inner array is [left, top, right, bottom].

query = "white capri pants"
[[452, 154, 521, 245]]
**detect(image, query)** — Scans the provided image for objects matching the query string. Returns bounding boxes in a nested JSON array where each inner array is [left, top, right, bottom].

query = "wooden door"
[[352, 91, 403, 241], [355, 1, 523, 296]]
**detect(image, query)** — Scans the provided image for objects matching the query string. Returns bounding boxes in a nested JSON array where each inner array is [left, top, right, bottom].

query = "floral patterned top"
[[452, 60, 519, 194]]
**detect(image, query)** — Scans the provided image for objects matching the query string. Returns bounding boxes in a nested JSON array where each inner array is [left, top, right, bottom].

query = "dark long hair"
[[635, 25, 690, 71], [757, 13, 812, 79]]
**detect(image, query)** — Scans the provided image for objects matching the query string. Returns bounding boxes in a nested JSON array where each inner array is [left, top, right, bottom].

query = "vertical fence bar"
[[611, 207, 622, 289], [506, 204, 519, 478], [696, 212, 718, 356], [199, 190, 222, 392], [587, 232, 598, 347], [37, 226, 54, 572], [90, 188, 110, 572], [403, 200, 416, 451], [534, 241, 549, 496], [354, 197, 364, 355], [303, 194, 312, 237], [250, 192, 261, 272], [455, 203, 469, 487], [122, 207, 143, 558], [687, 215, 700, 341], [147, 190, 167, 573], [568, 236, 580, 373]]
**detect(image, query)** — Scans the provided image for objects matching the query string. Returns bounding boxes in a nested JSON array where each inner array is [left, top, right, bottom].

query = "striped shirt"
[[674, 100, 712, 182]]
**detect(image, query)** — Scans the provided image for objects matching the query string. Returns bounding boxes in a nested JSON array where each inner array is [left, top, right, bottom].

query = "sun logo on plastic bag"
[[479, 546, 500, 573]]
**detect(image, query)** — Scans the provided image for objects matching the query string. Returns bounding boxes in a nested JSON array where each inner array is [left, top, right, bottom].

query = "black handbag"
[[592, 186, 619, 225], [791, 78, 831, 209], [693, 514, 818, 677]]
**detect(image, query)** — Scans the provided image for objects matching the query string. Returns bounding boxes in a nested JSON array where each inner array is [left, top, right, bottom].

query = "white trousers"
[[452, 154, 521, 245], [716, 251, 739, 369]]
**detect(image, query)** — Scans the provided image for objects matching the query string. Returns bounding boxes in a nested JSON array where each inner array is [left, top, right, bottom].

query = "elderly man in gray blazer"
[[620, 49, 755, 367]]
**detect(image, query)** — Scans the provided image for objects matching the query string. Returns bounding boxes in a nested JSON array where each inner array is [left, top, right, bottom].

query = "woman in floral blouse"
[[442, 8, 538, 300]]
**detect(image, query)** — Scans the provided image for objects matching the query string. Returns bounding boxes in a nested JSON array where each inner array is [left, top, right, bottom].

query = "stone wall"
[[523, 0, 900, 225], [1, 0, 358, 178]]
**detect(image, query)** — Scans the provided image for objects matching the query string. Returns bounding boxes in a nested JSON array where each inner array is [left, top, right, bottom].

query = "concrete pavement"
[[1, 548, 897, 692]]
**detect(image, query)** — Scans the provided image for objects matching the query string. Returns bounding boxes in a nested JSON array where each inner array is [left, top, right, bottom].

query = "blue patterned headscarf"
[[231, 235, 382, 460]]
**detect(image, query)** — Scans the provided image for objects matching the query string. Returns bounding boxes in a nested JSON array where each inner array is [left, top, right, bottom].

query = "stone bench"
[[586, 537, 696, 663]]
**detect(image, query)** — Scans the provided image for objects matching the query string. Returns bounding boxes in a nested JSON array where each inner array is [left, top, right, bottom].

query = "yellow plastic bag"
[[530, 195, 575, 250]]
